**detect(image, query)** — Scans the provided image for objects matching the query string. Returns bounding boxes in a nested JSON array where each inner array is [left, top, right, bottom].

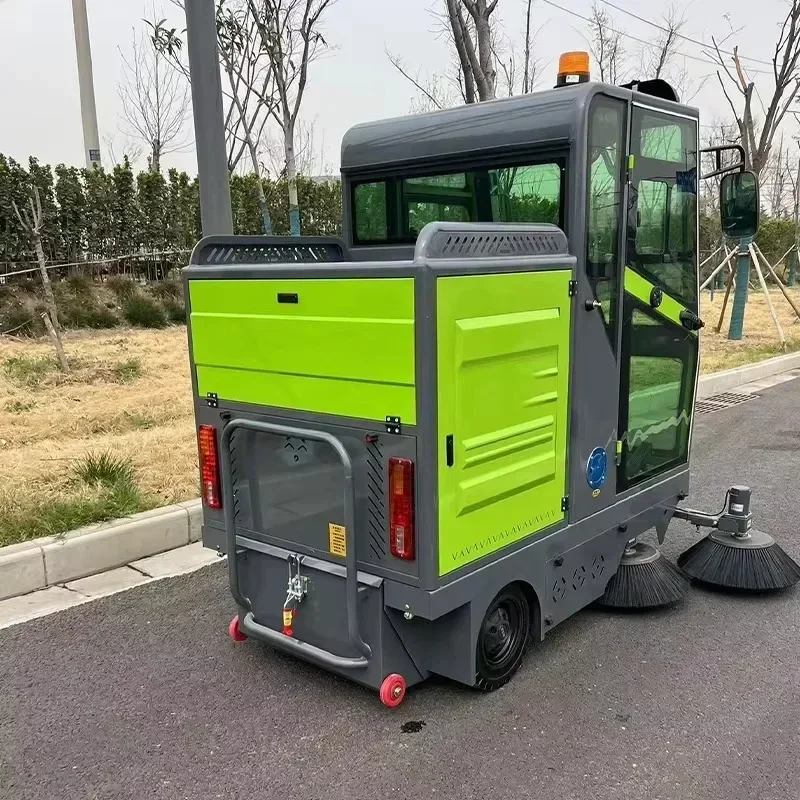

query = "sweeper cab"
[[185, 52, 800, 707]]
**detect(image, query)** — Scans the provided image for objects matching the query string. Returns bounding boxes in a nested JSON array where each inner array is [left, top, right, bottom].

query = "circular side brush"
[[677, 529, 800, 592], [599, 540, 690, 609]]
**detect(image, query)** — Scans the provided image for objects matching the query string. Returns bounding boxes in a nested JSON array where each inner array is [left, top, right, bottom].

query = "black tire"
[[474, 583, 530, 692]]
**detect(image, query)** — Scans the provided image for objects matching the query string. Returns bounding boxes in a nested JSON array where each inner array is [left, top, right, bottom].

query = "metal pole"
[[185, 0, 233, 236], [70, 0, 102, 168]]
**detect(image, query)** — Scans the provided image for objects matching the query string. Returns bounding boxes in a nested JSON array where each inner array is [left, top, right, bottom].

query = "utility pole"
[[185, 0, 233, 236], [70, 0, 102, 169]]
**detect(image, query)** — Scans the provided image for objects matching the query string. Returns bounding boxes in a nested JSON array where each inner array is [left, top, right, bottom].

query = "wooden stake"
[[750, 244, 785, 346], [700, 246, 738, 291], [753, 243, 800, 322], [716, 253, 736, 333]]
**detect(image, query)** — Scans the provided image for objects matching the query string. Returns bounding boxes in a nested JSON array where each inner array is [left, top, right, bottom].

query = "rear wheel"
[[228, 615, 247, 643], [475, 584, 530, 691]]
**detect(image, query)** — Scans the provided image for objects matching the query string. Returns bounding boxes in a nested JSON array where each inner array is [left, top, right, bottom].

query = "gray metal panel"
[[198, 402, 422, 584], [565, 90, 626, 523], [189, 234, 348, 265], [341, 84, 585, 171], [236, 540, 427, 690], [414, 222, 569, 260], [340, 82, 698, 173]]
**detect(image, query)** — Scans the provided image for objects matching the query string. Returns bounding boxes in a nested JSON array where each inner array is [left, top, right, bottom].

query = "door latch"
[[282, 554, 308, 636]]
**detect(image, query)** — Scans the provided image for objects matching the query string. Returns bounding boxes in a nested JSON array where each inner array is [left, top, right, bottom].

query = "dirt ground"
[[1, 286, 798, 544], [0, 328, 196, 543], [700, 286, 800, 372]]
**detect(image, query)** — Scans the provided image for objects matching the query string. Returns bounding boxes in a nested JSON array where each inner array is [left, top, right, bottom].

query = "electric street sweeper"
[[185, 53, 800, 707]]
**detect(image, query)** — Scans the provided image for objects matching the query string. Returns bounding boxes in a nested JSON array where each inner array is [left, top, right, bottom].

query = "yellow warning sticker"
[[328, 523, 346, 557]]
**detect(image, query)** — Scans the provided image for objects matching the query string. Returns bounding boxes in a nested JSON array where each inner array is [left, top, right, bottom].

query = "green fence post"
[[728, 236, 752, 341]]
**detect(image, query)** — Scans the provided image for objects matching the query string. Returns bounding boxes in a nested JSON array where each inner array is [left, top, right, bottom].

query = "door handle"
[[585, 299, 602, 311], [446, 435, 454, 467]]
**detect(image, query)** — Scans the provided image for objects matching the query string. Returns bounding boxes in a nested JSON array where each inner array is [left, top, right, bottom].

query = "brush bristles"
[[599, 555, 689, 609], [678, 536, 800, 591]]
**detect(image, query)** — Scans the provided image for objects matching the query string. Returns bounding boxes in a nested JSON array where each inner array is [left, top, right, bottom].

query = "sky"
[[0, 0, 796, 177]]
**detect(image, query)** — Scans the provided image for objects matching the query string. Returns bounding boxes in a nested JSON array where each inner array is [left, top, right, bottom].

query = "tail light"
[[198, 424, 222, 509], [389, 457, 415, 560]]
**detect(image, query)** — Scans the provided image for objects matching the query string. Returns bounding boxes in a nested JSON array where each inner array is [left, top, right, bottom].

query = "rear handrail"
[[219, 418, 372, 662]]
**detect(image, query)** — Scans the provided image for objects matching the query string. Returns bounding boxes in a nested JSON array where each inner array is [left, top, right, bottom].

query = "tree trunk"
[[151, 143, 161, 173], [42, 312, 70, 374], [247, 134, 272, 235], [284, 118, 300, 237], [33, 233, 63, 335]]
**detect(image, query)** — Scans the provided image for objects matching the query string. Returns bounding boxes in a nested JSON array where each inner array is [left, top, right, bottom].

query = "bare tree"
[[156, 1, 278, 232], [390, 0, 539, 111], [444, 0, 497, 102], [12, 188, 69, 373], [588, 2, 625, 84], [711, 1, 800, 176], [494, 0, 540, 96], [247, 0, 333, 236], [119, 10, 191, 173], [787, 140, 800, 277]]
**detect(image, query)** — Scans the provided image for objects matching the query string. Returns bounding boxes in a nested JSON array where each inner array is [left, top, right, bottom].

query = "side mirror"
[[720, 170, 759, 238]]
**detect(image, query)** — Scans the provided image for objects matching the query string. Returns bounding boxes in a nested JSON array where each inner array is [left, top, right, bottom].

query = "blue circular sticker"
[[586, 447, 608, 490]]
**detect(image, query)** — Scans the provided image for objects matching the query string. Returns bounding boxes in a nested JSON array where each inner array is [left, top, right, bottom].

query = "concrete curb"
[[0, 351, 798, 603], [697, 351, 800, 398], [0, 499, 202, 601]]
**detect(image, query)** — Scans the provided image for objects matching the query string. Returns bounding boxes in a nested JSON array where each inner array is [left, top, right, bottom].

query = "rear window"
[[352, 160, 564, 244]]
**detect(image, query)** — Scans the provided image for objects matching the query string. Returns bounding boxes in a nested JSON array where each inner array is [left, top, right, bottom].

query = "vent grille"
[[365, 439, 388, 561], [696, 391, 758, 415], [431, 231, 565, 259], [194, 236, 346, 265]]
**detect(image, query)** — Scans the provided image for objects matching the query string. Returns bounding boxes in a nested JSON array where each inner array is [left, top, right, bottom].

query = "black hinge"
[[206, 392, 218, 408], [568, 280, 578, 296], [446, 435, 454, 467], [385, 416, 401, 435], [561, 496, 570, 512]]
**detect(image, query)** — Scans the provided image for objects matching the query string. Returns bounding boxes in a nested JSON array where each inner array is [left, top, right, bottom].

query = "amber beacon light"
[[556, 51, 590, 86]]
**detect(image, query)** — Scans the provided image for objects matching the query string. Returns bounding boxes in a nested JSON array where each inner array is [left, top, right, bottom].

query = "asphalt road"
[[2, 380, 799, 800]]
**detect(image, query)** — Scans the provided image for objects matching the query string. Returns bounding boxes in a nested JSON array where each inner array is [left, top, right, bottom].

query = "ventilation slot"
[[365, 439, 388, 562], [195, 238, 345, 265], [434, 231, 564, 259]]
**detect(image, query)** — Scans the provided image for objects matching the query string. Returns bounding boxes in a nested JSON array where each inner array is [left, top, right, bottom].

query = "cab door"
[[618, 106, 700, 490]]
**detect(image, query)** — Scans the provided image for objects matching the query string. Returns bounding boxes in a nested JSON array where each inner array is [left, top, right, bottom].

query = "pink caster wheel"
[[228, 615, 247, 643], [379, 673, 407, 708]]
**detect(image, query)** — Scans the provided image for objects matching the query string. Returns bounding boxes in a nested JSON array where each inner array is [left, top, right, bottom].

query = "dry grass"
[[1, 288, 798, 545], [0, 328, 196, 545], [700, 286, 800, 374]]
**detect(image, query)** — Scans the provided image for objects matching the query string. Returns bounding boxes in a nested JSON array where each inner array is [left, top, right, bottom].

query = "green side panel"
[[189, 278, 416, 423], [624, 267, 695, 331], [437, 270, 572, 576]]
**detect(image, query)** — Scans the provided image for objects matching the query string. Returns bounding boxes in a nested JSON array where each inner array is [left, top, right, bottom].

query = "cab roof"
[[340, 81, 698, 174]]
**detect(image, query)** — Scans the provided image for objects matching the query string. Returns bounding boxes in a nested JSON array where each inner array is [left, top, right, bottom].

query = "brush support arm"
[[672, 486, 753, 537]]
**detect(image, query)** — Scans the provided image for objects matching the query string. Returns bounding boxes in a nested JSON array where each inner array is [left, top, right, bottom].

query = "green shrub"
[[3, 355, 57, 387], [150, 280, 183, 301], [73, 452, 135, 488], [55, 279, 119, 330], [0, 297, 43, 337], [123, 293, 168, 328], [163, 297, 186, 324], [65, 274, 94, 298], [112, 357, 142, 383], [107, 276, 138, 302]]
